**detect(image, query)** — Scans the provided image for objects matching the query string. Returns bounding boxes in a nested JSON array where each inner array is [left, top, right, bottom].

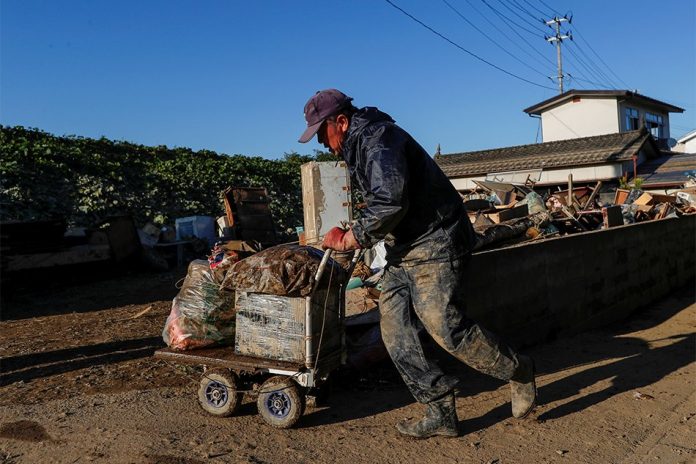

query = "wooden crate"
[[234, 289, 341, 363]]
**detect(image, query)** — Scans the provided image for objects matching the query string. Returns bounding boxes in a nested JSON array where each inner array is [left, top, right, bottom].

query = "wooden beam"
[[582, 181, 603, 210]]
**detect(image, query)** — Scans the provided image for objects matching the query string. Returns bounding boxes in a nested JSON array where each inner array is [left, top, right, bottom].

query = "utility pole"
[[545, 16, 571, 94]]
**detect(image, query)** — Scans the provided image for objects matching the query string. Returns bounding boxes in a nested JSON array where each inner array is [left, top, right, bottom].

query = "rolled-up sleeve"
[[351, 126, 409, 247]]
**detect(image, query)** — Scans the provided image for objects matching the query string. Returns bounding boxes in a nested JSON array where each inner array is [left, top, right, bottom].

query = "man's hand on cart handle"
[[322, 226, 362, 251]]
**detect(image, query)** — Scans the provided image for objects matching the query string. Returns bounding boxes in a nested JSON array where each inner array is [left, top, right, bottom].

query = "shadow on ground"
[[0, 336, 164, 386], [1, 268, 186, 320], [302, 284, 694, 430]]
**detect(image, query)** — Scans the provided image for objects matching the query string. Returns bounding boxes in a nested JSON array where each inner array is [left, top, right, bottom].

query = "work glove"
[[321, 227, 361, 251]]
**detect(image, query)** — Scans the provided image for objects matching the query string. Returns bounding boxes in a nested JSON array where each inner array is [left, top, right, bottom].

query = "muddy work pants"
[[379, 257, 521, 404]]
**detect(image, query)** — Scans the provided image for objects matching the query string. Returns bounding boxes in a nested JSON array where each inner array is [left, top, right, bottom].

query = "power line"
[[531, 0, 631, 89], [536, 0, 559, 16], [567, 74, 615, 89], [548, 111, 581, 138], [383, 0, 556, 90], [508, 0, 545, 23], [568, 40, 620, 89], [476, 0, 557, 69], [461, 0, 556, 70], [571, 25, 631, 89], [539, 11, 622, 92], [519, 0, 552, 18], [440, 0, 553, 80], [565, 44, 615, 89], [565, 74, 586, 90], [480, 0, 545, 37], [495, 0, 548, 34]]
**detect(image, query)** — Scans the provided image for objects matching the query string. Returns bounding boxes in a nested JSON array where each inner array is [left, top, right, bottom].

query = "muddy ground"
[[0, 269, 694, 464]]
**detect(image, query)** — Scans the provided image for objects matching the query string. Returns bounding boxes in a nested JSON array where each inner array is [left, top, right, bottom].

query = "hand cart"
[[154, 249, 357, 429]]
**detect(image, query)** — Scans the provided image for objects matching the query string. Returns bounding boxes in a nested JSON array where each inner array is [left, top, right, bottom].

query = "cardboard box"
[[345, 287, 379, 318], [633, 192, 677, 206], [485, 204, 529, 224]]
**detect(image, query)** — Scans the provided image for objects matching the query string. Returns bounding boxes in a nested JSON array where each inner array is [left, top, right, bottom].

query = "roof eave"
[[523, 90, 684, 115]]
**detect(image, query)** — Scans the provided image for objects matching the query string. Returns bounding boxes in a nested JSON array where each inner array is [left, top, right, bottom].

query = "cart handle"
[[311, 248, 333, 295], [311, 248, 363, 293]]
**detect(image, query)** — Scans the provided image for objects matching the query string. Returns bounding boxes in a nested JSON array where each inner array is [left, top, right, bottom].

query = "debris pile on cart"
[[161, 243, 350, 355], [223, 244, 348, 363], [221, 244, 346, 297]]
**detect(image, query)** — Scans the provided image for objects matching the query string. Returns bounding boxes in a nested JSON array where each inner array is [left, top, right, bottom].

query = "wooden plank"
[[485, 204, 529, 224], [301, 161, 352, 245], [582, 181, 603, 210], [154, 347, 303, 371], [561, 206, 588, 231]]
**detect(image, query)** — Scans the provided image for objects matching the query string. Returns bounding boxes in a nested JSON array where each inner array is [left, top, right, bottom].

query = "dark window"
[[645, 112, 664, 138], [625, 107, 640, 131]]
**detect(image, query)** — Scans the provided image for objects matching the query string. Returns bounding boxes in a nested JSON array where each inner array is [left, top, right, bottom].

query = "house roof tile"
[[436, 129, 658, 178], [637, 151, 696, 186]]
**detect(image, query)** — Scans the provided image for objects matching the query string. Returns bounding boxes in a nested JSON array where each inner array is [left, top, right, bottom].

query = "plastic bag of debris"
[[517, 192, 547, 214], [221, 244, 348, 297], [162, 260, 236, 350]]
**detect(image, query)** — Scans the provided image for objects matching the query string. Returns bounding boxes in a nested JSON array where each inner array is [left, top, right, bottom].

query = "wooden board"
[[485, 204, 529, 224], [301, 161, 352, 245], [154, 347, 302, 371]]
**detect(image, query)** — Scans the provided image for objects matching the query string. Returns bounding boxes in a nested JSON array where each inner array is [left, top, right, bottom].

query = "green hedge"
[[0, 125, 333, 236]]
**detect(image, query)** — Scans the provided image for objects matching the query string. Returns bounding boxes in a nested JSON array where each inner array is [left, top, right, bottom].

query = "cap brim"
[[298, 120, 323, 143]]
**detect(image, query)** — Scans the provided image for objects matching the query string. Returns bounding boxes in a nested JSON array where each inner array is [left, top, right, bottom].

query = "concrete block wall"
[[466, 215, 696, 347]]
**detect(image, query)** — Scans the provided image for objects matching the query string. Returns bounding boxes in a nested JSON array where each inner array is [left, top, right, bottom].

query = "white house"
[[674, 130, 696, 153], [523, 90, 684, 147]]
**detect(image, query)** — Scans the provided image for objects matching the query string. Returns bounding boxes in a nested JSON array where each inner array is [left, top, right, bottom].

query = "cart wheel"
[[257, 376, 305, 429], [197, 369, 242, 417]]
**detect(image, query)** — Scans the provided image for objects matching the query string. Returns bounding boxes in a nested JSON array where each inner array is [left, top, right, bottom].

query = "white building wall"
[[674, 132, 696, 153], [450, 176, 487, 191], [449, 164, 626, 191], [683, 138, 696, 153], [541, 98, 620, 142]]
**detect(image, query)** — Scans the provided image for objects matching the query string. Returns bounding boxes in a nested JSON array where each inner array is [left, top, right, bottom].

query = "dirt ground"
[[1, 269, 694, 464]]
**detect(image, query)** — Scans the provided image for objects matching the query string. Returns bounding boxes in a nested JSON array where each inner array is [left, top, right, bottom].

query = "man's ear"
[[336, 114, 350, 133]]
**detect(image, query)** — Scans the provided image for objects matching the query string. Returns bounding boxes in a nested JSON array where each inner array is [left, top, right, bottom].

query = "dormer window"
[[645, 112, 664, 139], [625, 107, 640, 131]]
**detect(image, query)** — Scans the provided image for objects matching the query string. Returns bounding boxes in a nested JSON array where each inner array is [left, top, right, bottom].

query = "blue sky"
[[1, 0, 694, 159]]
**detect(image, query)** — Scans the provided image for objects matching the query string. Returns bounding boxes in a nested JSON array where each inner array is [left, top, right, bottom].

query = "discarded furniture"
[[222, 186, 277, 247]]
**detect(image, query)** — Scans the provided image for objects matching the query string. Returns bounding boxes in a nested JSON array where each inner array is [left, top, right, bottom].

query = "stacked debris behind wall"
[[465, 180, 696, 251]]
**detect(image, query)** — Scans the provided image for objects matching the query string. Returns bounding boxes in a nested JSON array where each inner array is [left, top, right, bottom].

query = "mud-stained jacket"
[[342, 107, 476, 265]]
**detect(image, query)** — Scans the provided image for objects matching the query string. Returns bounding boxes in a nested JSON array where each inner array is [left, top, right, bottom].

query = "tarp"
[[221, 244, 348, 297]]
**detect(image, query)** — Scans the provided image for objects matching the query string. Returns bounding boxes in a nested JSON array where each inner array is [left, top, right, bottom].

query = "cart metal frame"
[[154, 249, 358, 427]]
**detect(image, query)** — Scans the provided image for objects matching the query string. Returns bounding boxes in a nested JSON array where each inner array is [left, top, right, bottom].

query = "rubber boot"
[[510, 354, 537, 419], [396, 393, 459, 438]]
